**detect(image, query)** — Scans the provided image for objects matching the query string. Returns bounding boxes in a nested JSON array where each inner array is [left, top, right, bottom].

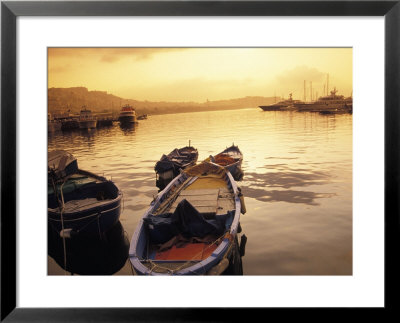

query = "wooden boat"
[[48, 150, 122, 237], [129, 161, 245, 275], [206, 144, 244, 181], [154, 145, 199, 190]]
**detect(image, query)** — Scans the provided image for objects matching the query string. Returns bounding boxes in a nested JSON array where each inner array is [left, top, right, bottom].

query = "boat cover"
[[48, 175, 96, 196], [144, 199, 232, 245], [154, 147, 198, 173], [48, 150, 78, 182]]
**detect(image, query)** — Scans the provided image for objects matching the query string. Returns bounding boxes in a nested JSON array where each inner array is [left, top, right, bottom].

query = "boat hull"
[[224, 160, 244, 181], [119, 115, 137, 124], [61, 119, 79, 130], [154, 146, 199, 190], [130, 163, 241, 275], [48, 169, 122, 236], [259, 104, 290, 111], [48, 199, 122, 236], [78, 120, 97, 129], [48, 121, 62, 132], [209, 145, 244, 181]]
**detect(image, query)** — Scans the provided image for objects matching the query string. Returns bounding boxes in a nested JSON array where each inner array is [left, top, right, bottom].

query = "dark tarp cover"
[[144, 199, 232, 245], [154, 148, 198, 173], [48, 150, 78, 183]]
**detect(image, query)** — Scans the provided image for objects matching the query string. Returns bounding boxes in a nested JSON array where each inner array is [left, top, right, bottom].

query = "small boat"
[[118, 104, 137, 124], [78, 107, 97, 129], [259, 93, 300, 111], [207, 144, 244, 181], [48, 150, 122, 237], [137, 114, 148, 120], [48, 113, 62, 132], [154, 145, 199, 190], [129, 161, 245, 275]]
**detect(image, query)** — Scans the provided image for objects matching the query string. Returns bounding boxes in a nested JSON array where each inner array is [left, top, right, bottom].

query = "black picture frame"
[[1, 0, 399, 321]]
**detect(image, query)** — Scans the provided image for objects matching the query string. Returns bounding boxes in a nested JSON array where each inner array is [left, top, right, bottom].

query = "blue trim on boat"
[[129, 163, 241, 275]]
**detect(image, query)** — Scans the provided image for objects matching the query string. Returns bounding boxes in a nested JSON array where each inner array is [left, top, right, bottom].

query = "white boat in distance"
[[259, 93, 301, 111], [294, 88, 352, 112], [118, 104, 137, 124], [78, 107, 97, 129]]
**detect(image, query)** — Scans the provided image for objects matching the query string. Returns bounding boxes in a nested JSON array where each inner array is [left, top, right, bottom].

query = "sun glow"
[[48, 47, 352, 102]]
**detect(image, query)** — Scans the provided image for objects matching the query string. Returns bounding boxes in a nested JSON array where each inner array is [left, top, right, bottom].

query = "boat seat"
[[168, 188, 235, 216], [49, 197, 113, 213]]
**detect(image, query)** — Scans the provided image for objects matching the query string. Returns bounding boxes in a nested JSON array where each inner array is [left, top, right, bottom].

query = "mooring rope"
[[145, 233, 228, 275], [58, 180, 68, 275]]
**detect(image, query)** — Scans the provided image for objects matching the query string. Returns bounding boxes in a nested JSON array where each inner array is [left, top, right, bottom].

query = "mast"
[[304, 80, 306, 101], [326, 74, 329, 95], [310, 81, 312, 102]]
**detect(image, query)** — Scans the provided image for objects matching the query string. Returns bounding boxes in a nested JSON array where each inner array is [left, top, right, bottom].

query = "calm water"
[[48, 108, 352, 275]]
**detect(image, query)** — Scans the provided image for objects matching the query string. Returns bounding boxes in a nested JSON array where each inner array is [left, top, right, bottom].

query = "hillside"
[[48, 87, 278, 116]]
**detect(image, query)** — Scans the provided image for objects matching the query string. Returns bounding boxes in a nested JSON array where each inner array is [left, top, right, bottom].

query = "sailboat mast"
[[327, 74, 329, 95]]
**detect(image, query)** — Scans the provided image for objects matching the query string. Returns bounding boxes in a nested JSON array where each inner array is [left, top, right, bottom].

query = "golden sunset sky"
[[48, 48, 352, 102]]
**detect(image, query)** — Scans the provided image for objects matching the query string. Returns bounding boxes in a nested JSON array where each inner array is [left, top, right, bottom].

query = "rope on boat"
[[96, 214, 103, 240], [145, 233, 229, 275], [58, 180, 68, 275]]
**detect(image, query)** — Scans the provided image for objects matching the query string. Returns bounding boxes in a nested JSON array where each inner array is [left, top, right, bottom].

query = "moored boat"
[[294, 88, 352, 113], [48, 150, 122, 237], [206, 144, 244, 181], [78, 107, 97, 129], [48, 113, 62, 132], [137, 114, 148, 120], [129, 161, 245, 275], [259, 94, 300, 111], [118, 104, 137, 124], [154, 145, 199, 190]]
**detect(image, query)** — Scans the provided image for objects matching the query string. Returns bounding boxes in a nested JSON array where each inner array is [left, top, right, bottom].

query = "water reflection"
[[48, 221, 129, 275], [222, 228, 247, 275], [241, 187, 335, 205], [240, 167, 333, 205], [48, 109, 352, 275], [119, 123, 137, 135]]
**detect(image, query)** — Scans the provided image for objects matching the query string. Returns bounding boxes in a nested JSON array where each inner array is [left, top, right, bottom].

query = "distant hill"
[[48, 87, 279, 116]]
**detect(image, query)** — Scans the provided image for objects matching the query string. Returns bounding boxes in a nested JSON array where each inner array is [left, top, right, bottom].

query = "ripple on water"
[[48, 109, 352, 275]]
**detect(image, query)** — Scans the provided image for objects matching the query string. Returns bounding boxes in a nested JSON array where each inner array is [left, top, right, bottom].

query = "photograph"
[[47, 47, 353, 276]]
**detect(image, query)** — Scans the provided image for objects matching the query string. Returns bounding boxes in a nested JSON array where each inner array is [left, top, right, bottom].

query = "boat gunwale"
[[48, 169, 123, 219], [129, 162, 241, 275]]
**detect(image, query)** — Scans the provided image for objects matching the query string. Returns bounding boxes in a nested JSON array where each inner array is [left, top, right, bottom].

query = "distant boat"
[[259, 93, 300, 111], [154, 145, 199, 190], [48, 113, 62, 132], [206, 144, 244, 181], [137, 114, 148, 120], [118, 105, 137, 124], [129, 161, 244, 275], [48, 150, 122, 237], [294, 88, 352, 113], [78, 107, 97, 129]]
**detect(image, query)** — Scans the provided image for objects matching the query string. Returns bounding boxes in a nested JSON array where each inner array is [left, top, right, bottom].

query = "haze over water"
[[48, 108, 352, 275]]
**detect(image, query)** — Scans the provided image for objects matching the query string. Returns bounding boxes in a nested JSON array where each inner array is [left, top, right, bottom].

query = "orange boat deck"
[[154, 242, 218, 261]]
